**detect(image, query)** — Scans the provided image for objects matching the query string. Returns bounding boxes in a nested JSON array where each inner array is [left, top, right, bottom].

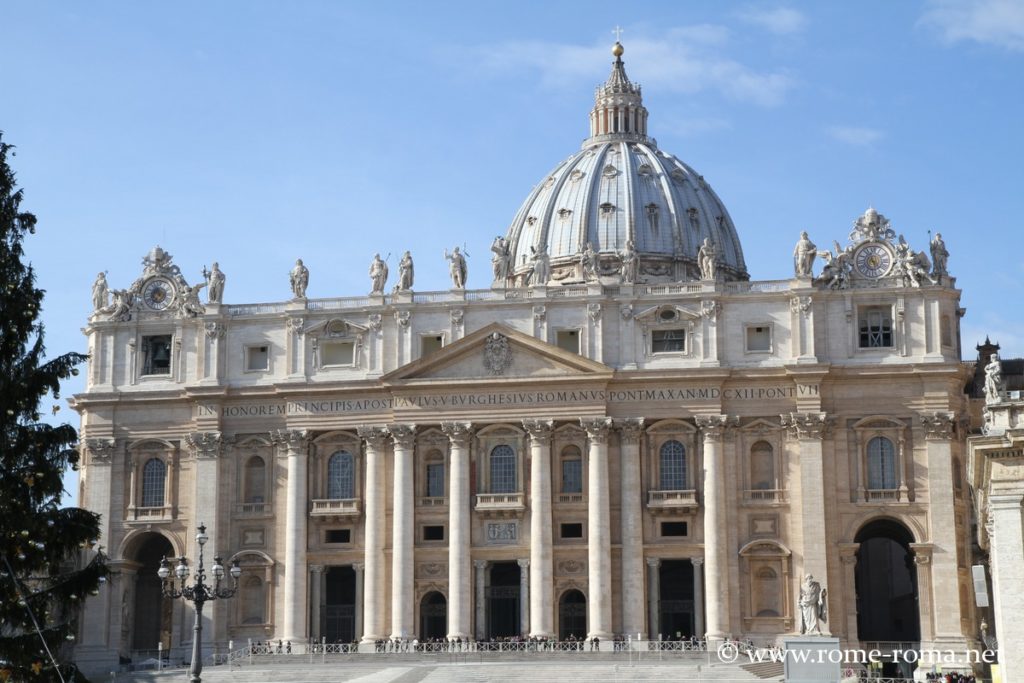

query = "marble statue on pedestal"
[[490, 236, 510, 283], [203, 262, 225, 304], [397, 251, 414, 291], [580, 242, 598, 281], [445, 247, 467, 289], [530, 245, 550, 286], [698, 238, 717, 280], [91, 272, 109, 311], [290, 259, 309, 299], [619, 239, 638, 284], [793, 232, 817, 277], [798, 574, 827, 635], [369, 253, 388, 294], [985, 353, 1004, 404], [930, 232, 949, 278]]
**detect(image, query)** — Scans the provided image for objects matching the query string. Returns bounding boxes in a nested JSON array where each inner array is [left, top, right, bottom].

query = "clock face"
[[142, 278, 174, 310], [854, 244, 893, 279]]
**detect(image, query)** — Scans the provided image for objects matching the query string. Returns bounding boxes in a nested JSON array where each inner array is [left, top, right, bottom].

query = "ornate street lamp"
[[158, 524, 242, 683]]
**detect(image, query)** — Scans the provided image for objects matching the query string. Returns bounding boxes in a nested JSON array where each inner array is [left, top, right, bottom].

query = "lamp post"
[[158, 523, 241, 683]]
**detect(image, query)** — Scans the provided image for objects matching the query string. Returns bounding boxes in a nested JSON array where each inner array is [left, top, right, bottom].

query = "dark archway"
[[855, 519, 920, 645], [323, 566, 356, 643], [420, 592, 447, 640], [486, 561, 521, 638], [659, 560, 695, 639], [558, 589, 586, 640], [130, 533, 174, 651]]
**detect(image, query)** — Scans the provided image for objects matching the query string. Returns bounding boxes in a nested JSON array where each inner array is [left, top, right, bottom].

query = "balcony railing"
[[475, 492, 525, 516], [417, 496, 447, 507], [646, 489, 698, 513], [742, 489, 788, 503], [236, 502, 271, 515], [129, 505, 173, 521], [556, 493, 584, 504], [864, 489, 905, 503], [310, 498, 361, 517]]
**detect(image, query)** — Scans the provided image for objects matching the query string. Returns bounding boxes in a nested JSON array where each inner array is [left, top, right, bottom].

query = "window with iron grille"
[[859, 307, 893, 348], [141, 458, 166, 507], [426, 462, 445, 498], [561, 456, 582, 494], [652, 329, 685, 353], [327, 451, 355, 499], [659, 440, 687, 490], [489, 445, 517, 493]]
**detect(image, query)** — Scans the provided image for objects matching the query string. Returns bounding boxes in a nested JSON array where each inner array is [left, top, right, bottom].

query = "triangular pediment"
[[381, 323, 612, 382]]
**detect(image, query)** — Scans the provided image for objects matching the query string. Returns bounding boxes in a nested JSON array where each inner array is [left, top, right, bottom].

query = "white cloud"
[[921, 0, 1024, 51], [462, 30, 796, 107], [826, 125, 884, 146], [736, 6, 808, 35]]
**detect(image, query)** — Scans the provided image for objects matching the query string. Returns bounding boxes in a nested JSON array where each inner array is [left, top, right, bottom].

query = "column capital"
[[474, 559, 488, 570], [186, 431, 223, 459], [646, 557, 661, 568], [271, 429, 309, 453], [920, 411, 957, 440], [780, 412, 834, 440], [357, 425, 389, 449], [521, 419, 554, 441], [838, 542, 860, 565], [441, 421, 474, 447], [580, 417, 613, 444], [909, 543, 933, 566], [517, 558, 530, 569], [616, 418, 645, 444], [695, 414, 737, 441], [84, 437, 117, 464], [690, 557, 704, 568], [352, 563, 365, 573], [310, 564, 324, 574], [387, 423, 417, 450]]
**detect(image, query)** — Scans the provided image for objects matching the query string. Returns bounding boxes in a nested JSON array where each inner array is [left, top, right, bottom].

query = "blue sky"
[[3, 1, 1023, 503]]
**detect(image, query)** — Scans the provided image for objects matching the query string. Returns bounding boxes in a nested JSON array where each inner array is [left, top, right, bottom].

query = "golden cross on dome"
[[612, 25, 624, 42]]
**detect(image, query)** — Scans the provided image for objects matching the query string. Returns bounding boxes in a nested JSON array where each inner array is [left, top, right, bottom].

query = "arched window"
[[750, 441, 775, 490], [754, 567, 781, 617], [659, 440, 686, 490], [867, 437, 898, 490], [141, 458, 166, 508], [490, 445, 516, 493], [241, 575, 265, 624], [244, 456, 266, 504], [327, 451, 355, 499], [561, 446, 582, 494]]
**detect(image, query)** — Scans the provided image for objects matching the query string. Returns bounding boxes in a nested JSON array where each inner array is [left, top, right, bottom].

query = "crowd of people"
[[923, 674, 976, 683]]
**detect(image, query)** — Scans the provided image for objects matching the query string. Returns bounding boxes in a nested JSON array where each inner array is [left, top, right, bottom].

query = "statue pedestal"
[[783, 636, 842, 683], [393, 290, 413, 304]]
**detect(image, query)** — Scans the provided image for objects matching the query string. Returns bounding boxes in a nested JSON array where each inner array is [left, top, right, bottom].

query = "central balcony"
[[310, 498, 361, 519], [646, 489, 698, 514], [475, 492, 526, 517]]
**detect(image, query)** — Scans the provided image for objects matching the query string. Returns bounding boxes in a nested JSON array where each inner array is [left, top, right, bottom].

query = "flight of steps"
[[110, 655, 784, 683]]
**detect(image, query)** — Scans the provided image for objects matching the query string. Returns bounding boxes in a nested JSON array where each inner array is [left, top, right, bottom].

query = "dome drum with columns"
[[501, 42, 748, 288]]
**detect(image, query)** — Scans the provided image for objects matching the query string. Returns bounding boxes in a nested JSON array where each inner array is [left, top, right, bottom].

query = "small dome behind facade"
[[501, 43, 748, 286]]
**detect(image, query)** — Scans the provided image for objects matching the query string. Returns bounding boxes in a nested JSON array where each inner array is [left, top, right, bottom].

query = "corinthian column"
[[357, 426, 388, 642], [271, 429, 309, 643], [617, 419, 645, 638], [388, 423, 417, 639], [581, 417, 613, 639], [522, 419, 555, 638], [695, 415, 733, 645], [442, 421, 474, 639]]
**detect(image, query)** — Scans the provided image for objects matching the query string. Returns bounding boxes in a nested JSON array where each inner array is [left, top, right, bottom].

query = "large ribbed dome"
[[501, 42, 747, 286]]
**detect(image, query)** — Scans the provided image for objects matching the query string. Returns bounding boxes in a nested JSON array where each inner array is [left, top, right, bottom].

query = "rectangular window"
[[745, 325, 772, 352], [423, 525, 445, 541], [321, 341, 355, 366], [245, 345, 269, 371], [421, 335, 444, 358], [560, 523, 583, 539], [142, 335, 172, 375], [660, 521, 688, 537], [325, 529, 351, 544], [652, 329, 685, 353], [859, 306, 893, 348], [561, 459, 582, 494], [555, 329, 580, 354], [426, 463, 445, 498]]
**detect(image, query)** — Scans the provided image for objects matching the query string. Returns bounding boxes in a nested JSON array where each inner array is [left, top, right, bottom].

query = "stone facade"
[[72, 42, 984, 678]]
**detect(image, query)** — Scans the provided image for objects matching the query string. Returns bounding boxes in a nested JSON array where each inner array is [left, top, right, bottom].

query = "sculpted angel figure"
[[930, 233, 949, 277], [203, 262, 225, 303], [397, 251, 414, 291], [290, 259, 309, 298], [91, 272, 109, 311], [369, 253, 388, 294], [444, 246, 468, 289], [105, 288, 133, 322], [179, 282, 206, 317], [798, 574, 827, 635], [793, 231, 817, 278], [698, 237, 717, 280]]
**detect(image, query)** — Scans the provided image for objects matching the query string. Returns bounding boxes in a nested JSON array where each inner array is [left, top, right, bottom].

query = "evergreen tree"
[[0, 133, 107, 683]]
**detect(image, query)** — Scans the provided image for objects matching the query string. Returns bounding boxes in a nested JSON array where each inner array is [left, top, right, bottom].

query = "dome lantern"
[[588, 41, 650, 143]]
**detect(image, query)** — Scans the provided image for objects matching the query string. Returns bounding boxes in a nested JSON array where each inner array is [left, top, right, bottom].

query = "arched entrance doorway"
[[855, 519, 920, 650], [659, 560, 695, 639], [486, 561, 521, 638], [130, 533, 174, 651], [420, 592, 447, 640], [323, 566, 356, 643], [558, 589, 586, 640]]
